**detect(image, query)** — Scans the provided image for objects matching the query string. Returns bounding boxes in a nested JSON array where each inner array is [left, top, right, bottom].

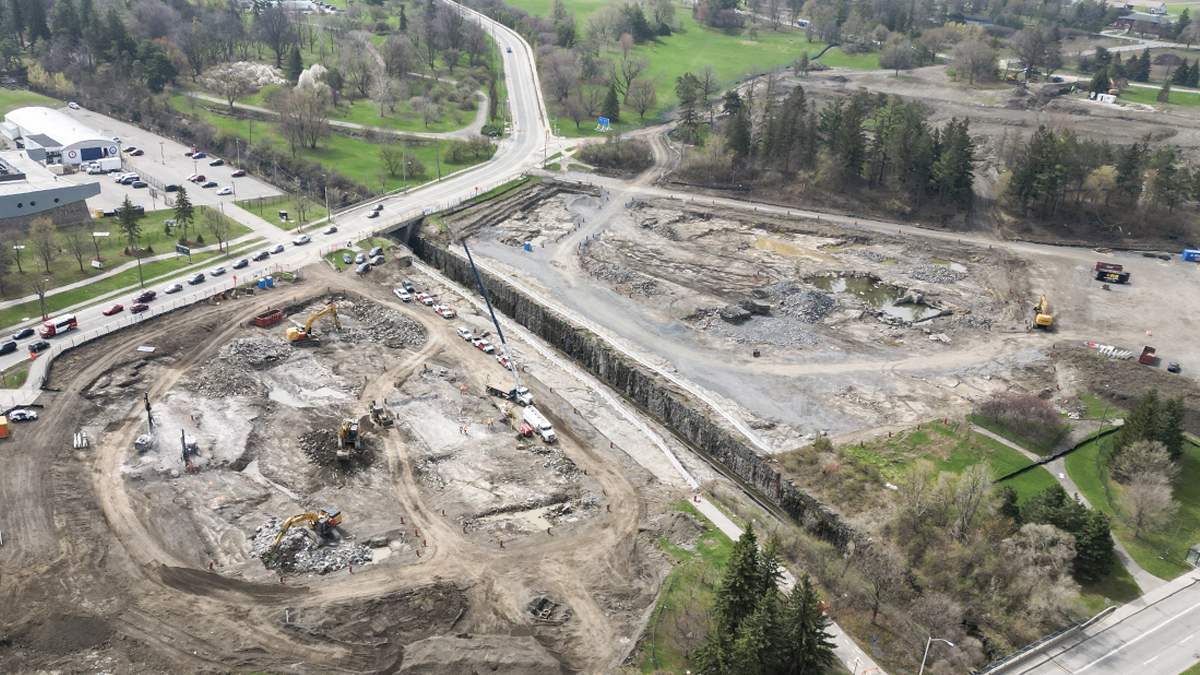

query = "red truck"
[[253, 309, 283, 327], [1095, 262, 1130, 283], [1139, 346, 1156, 365]]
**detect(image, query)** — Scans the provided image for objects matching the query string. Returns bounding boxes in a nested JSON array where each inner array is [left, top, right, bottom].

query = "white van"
[[522, 406, 556, 443]]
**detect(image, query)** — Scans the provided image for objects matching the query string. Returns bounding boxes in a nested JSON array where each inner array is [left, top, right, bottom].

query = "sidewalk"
[[690, 495, 887, 675]]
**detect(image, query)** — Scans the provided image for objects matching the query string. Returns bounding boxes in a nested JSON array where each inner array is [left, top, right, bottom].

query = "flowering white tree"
[[203, 62, 287, 111]]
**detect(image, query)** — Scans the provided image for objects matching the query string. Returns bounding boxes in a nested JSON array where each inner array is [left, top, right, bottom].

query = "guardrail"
[[972, 606, 1117, 675]]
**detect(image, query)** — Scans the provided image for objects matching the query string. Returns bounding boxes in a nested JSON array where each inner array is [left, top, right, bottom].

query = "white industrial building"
[[2, 106, 117, 168]]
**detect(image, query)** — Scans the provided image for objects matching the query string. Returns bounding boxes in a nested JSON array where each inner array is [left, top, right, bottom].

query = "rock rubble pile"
[[763, 281, 840, 323], [904, 264, 969, 284], [339, 299, 427, 348], [185, 337, 291, 397], [252, 517, 372, 574]]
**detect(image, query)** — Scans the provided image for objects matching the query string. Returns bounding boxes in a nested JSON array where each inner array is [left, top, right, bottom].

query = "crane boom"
[[460, 238, 524, 393]]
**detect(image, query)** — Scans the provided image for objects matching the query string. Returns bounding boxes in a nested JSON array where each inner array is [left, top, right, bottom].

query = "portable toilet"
[[0, 415, 8, 438], [266, 276, 274, 288], [523, 242, 532, 251], [258, 279, 266, 289]]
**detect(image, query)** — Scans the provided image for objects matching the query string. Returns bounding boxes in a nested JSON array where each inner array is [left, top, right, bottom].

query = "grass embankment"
[[168, 95, 492, 193], [968, 413, 1071, 456], [0, 364, 29, 388], [237, 196, 328, 231], [635, 500, 734, 674], [0, 88, 60, 116], [1066, 435, 1200, 581]]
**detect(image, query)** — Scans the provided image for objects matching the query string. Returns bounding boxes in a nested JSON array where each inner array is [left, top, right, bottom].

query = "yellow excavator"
[[286, 304, 342, 342], [1034, 295, 1053, 328], [268, 508, 343, 554], [337, 418, 361, 461]]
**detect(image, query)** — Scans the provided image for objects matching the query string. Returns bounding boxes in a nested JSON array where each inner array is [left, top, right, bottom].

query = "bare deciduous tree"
[[380, 33, 417, 78], [1122, 470, 1178, 539], [63, 229, 88, 273], [28, 217, 57, 274], [1110, 440, 1179, 484], [253, 6, 296, 68], [857, 546, 905, 624], [626, 78, 658, 119], [541, 49, 581, 102], [952, 38, 997, 85], [203, 210, 228, 253], [339, 33, 375, 98]]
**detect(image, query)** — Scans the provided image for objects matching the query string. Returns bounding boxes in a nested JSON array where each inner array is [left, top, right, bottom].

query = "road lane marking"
[[1181, 634, 1194, 644], [1144, 656, 1158, 664], [1076, 599, 1200, 673]]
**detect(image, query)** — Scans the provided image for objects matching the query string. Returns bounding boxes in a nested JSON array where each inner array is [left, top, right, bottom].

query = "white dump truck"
[[521, 405, 556, 443]]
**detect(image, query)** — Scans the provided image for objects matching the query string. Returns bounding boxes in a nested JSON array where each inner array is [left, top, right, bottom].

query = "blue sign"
[[598, 117, 610, 126]]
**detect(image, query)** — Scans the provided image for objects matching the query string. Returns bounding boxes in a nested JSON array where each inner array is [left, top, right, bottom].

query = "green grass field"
[[968, 413, 1071, 456], [0, 365, 28, 388], [636, 500, 734, 674], [0, 88, 59, 116], [1116, 85, 1200, 107], [237, 196, 328, 231], [1079, 556, 1142, 614], [1066, 436, 1200, 580], [326, 249, 355, 270], [168, 95, 491, 193], [1176, 662, 1200, 675], [839, 420, 1040, 481]]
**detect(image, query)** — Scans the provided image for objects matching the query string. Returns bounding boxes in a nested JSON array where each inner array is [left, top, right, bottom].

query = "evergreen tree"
[[399, 4, 407, 31], [1187, 59, 1199, 87], [1158, 78, 1172, 103], [778, 573, 837, 675], [136, 40, 178, 93], [712, 528, 765, 636], [1090, 67, 1111, 94], [997, 485, 1022, 527], [930, 117, 975, 204], [285, 45, 304, 83], [1006, 125, 1062, 209], [1114, 138, 1148, 205], [119, 196, 146, 288], [675, 73, 700, 144], [722, 89, 742, 116], [1171, 61, 1191, 86], [1176, 8, 1191, 40], [602, 82, 620, 124], [1022, 484, 1113, 581], [24, 0, 48, 43], [173, 186, 195, 243], [1110, 52, 1126, 80], [50, 0, 81, 43], [1130, 48, 1151, 82], [728, 597, 777, 675], [728, 109, 752, 163], [1153, 395, 1185, 459]]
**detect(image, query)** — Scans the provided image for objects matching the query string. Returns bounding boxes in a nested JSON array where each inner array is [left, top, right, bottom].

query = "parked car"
[[217, 187, 233, 196], [231, 169, 246, 177], [9, 409, 37, 421], [102, 304, 124, 316], [473, 338, 495, 354], [232, 258, 249, 269], [268, 243, 285, 254], [370, 255, 385, 266], [28, 340, 50, 353], [134, 290, 156, 303], [201, 181, 218, 188], [191, 151, 207, 159], [209, 158, 224, 166], [123, 146, 136, 153], [369, 246, 384, 257], [342, 252, 353, 265], [401, 279, 414, 292], [457, 327, 472, 340], [130, 149, 144, 156], [186, 272, 205, 285], [355, 253, 366, 264], [251, 250, 270, 261], [355, 262, 372, 275], [68, 101, 80, 109], [163, 283, 183, 294], [12, 327, 36, 340], [393, 288, 412, 302], [132, 181, 148, 188], [130, 303, 149, 313], [416, 293, 434, 306], [438, 306, 456, 319], [292, 234, 311, 246], [367, 210, 380, 218], [323, 225, 337, 234], [497, 355, 511, 369], [164, 184, 179, 192], [0, 340, 16, 355], [187, 174, 205, 182], [1168, 362, 1182, 373]]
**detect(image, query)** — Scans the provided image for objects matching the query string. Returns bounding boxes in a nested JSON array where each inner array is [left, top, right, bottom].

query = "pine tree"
[[1152, 395, 1185, 459], [1090, 67, 1111, 94], [1114, 387, 1158, 457], [285, 45, 303, 83], [1131, 48, 1151, 82], [930, 117, 975, 204], [173, 186, 194, 243], [1158, 78, 1172, 103], [399, 4, 407, 31], [1171, 61, 1190, 86], [778, 573, 837, 675], [712, 527, 765, 636], [602, 82, 620, 124], [1110, 52, 1126, 80], [1188, 59, 1200, 87], [728, 597, 776, 675], [728, 109, 752, 163], [1176, 8, 1191, 40]]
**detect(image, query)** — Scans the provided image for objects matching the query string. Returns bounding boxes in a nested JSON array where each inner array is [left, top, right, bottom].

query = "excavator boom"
[[288, 304, 342, 342]]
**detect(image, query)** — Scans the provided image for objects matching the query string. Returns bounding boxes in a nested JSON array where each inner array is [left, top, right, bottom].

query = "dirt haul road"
[[0, 263, 671, 674]]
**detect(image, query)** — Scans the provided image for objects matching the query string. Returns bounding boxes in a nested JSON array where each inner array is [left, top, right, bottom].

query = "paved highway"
[[0, 0, 547, 394], [1001, 570, 1200, 675]]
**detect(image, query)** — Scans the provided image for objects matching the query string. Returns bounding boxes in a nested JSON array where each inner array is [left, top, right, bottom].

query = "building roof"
[[4, 107, 108, 148], [1120, 11, 1174, 23], [25, 133, 59, 148], [0, 151, 72, 196]]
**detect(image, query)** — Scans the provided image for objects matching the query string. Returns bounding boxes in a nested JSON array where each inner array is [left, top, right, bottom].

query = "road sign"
[[175, 244, 191, 256], [598, 117, 609, 125]]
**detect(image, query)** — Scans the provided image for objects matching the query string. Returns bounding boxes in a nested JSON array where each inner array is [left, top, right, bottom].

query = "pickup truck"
[[1139, 346, 1156, 365]]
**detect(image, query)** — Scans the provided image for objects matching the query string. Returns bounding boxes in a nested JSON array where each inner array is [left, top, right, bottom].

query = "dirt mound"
[[339, 298, 428, 348], [158, 564, 305, 600], [15, 614, 111, 653], [764, 281, 840, 322], [644, 510, 708, 548], [299, 423, 376, 472], [399, 635, 564, 674]]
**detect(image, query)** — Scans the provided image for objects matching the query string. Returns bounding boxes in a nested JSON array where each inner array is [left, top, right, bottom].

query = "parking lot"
[[58, 106, 282, 215]]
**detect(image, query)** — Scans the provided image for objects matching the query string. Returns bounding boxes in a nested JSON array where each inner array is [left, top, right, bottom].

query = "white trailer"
[[521, 406, 556, 443]]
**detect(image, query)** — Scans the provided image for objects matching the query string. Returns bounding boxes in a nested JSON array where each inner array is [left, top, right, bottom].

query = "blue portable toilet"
[[258, 279, 266, 289], [523, 242, 532, 251], [266, 276, 274, 288]]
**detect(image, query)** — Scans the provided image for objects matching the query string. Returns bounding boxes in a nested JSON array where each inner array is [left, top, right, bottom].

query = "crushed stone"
[[763, 281, 840, 323], [904, 264, 969, 284], [252, 516, 372, 574], [337, 299, 428, 348]]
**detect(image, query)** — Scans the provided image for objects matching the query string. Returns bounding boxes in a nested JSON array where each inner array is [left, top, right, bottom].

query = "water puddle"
[[809, 275, 933, 322], [269, 388, 311, 408], [479, 505, 554, 530], [931, 258, 968, 273], [754, 236, 835, 260]]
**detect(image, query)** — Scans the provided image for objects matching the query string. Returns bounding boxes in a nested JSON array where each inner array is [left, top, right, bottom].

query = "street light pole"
[[159, 142, 164, 165], [918, 637, 955, 675]]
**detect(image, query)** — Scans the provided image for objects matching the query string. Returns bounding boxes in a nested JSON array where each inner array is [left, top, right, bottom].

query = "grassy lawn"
[[0, 208, 249, 304], [0, 364, 28, 388], [0, 88, 59, 116], [1116, 85, 1200, 107], [1079, 394, 1123, 420], [237, 196, 328, 231], [812, 46, 881, 69], [839, 420, 1039, 482], [326, 249, 355, 270], [968, 413, 1071, 456], [327, 96, 476, 135], [1066, 435, 1200, 580], [635, 500, 734, 674], [0, 240, 259, 330], [1078, 555, 1142, 614], [1176, 662, 1200, 675], [998, 465, 1061, 503], [168, 95, 492, 193]]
